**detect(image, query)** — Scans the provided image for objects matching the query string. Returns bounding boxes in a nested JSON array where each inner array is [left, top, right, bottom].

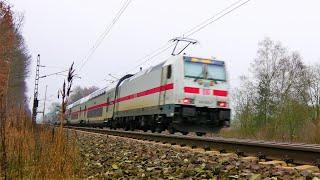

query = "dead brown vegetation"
[[0, 1, 82, 178], [0, 105, 82, 179]]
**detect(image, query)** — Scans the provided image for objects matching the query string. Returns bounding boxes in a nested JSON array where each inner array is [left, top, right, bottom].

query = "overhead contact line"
[[77, 0, 133, 72], [122, 0, 253, 75]]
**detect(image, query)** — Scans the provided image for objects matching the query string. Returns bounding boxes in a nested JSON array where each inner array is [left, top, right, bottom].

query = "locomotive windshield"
[[184, 61, 204, 79], [207, 64, 226, 81], [184, 60, 226, 81]]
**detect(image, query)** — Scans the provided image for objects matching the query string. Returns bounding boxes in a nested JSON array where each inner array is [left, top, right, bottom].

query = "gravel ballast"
[[74, 130, 320, 179]]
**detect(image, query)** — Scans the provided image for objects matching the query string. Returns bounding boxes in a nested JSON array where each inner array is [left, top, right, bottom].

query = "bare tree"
[[234, 38, 311, 141], [43, 102, 60, 124], [308, 64, 320, 120], [0, 2, 14, 178], [68, 85, 99, 104], [252, 38, 288, 126], [7, 29, 31, 108], [232, 75, 257, 136]]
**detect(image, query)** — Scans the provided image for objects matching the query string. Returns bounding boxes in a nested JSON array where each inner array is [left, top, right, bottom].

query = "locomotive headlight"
[[181, 98, 194, 105], [217, 101, 227, 108]]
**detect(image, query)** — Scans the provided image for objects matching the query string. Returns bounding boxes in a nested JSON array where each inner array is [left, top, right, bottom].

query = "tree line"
[[0, 3, 81, 178], [232, 38, 320, 143], [43, 85, 99, 124], [0, 1, 30, 109]]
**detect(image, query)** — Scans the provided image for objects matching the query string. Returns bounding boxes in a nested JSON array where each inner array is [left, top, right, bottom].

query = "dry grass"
[[219, 119, 320, 144], [298, 119, 320, 144], [0, 106, 82, 179]]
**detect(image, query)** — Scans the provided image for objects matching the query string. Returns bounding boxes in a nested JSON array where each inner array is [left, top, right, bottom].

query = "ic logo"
[[202, 89, 211, 95]]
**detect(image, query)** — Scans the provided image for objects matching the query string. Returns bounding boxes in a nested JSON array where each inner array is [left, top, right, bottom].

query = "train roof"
[[88, 87, 107, 100], [67, 88, 106, 109], [123, 55, 181, 82], [67, 58, 169, 110]]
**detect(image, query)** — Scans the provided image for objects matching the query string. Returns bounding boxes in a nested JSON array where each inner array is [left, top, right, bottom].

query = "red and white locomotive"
[[67, 55, 230, 135]]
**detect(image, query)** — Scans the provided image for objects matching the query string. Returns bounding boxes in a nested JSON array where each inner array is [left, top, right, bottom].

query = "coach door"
[[159, 65, 172, 105]]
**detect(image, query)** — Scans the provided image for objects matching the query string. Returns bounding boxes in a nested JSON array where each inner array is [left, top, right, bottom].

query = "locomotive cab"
[[171, 56, 231, 133]]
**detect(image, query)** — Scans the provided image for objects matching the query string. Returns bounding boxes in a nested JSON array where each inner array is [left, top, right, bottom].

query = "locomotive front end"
[[172, 56, 231, 133]]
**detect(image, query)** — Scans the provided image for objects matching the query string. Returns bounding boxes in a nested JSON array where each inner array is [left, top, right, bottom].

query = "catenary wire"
[[39, 70, 69, 79], [182, 0, 244, 37], [121, 0, 252, 75], [185, 0, 252, 37], [124, 42, 175, 74], [77, 0, 132, 72], [78, 0, 131, 71]]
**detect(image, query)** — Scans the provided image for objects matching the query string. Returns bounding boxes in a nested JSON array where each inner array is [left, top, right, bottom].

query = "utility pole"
[[31, 54, 71, 123], [32, 54, 40, 123]]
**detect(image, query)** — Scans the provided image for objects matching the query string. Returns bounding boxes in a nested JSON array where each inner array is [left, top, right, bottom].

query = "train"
[[66, 55, 230, 136]]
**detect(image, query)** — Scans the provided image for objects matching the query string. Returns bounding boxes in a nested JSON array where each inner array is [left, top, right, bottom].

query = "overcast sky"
[[9, 0, 320, 113]]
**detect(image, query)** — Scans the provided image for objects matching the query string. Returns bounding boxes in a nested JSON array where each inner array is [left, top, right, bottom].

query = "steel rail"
[[66, 126, 320, 166]]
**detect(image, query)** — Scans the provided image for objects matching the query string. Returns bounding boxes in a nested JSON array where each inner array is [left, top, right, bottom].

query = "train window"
[[167, 65, 172, 79], [184, 61, 204, 79], [207, 64, 226, 81]]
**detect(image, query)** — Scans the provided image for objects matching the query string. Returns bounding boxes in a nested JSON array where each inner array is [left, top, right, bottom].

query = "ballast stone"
[[241, 156, 259, 162], [259, 160, 287, 166], [295, 165, 320, 173]]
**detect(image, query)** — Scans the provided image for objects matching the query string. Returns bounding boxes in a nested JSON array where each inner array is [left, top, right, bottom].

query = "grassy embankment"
[[0, 105, 82, 179]]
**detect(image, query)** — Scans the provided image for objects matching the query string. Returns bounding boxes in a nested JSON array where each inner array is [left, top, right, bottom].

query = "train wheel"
[[129, 124, 135, 131], [168, 127, 175, 134], [156, 126, 163, 133], [196, 132, 206, 136], [124, 125, 129, 131], [182, 131, 189, 135], [142, 126, 148, 132], [111, 121, 117, 130]]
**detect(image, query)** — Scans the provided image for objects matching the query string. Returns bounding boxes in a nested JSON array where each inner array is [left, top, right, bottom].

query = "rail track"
[[65, 126, 320, 166]]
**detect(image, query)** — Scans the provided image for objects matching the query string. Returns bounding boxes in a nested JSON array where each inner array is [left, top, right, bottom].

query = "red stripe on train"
[[70, 83, 174, 114], [184, 87, 200, 94], [213, 90, 228, 97], [137, 83, 173, 97], [87, 103, 108, 111]]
